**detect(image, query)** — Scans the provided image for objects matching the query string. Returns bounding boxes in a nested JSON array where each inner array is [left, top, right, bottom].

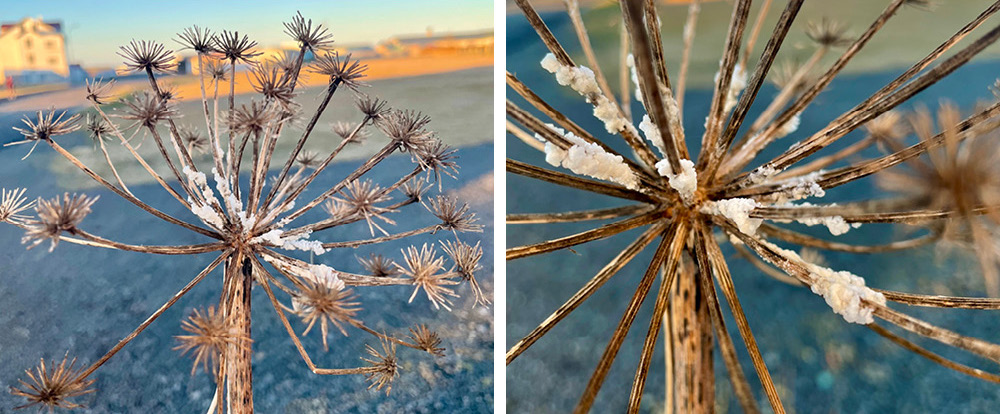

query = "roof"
[[0, 18, 63, 36], [392, 30, 494, 47]]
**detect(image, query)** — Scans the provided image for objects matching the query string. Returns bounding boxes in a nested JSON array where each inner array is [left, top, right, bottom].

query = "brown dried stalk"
[[508, 0, 1000, 411]]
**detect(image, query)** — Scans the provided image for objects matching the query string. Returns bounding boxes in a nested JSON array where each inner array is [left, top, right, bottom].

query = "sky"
[[2, 0, 493, 67]]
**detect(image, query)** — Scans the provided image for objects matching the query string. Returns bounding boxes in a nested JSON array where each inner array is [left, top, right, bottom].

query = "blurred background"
[[0, 1, 494, 412], [507, 0, 1000, 413]]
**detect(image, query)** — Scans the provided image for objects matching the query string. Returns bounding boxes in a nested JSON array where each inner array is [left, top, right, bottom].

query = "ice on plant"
[[537, 124, 639, 189]]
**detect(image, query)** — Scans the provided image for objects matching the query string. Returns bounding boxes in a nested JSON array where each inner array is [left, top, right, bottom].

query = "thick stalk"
[[223, 255, 254, 413], [668, 258, 713, 413]]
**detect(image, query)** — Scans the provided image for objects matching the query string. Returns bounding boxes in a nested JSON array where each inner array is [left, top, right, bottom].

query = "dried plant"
[[3, 12, 483, 413], [508, 0, 1000, 412]]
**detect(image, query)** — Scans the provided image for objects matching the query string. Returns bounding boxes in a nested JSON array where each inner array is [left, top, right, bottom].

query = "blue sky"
[[3, 0, 493, 67]]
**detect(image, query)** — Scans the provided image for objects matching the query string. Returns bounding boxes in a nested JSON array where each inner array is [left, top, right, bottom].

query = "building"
[[0, 17, 70, 85], [375, 30, 494, 58]]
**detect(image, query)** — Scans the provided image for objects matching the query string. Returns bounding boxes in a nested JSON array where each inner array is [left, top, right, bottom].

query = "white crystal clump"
[[762, 241, 885, 324], [541, 53, 629, 134], [538, 124, 639, 189], [656, 158, 698, 203], [254, 228, 328, 255], [639, 115, 667, 156], [715, 63, 747, 113], [773, 202, 861, 236], [703, 198, 762, 235]]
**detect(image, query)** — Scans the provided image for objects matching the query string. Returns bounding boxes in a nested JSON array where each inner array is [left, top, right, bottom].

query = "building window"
[[45, 40, 56, 50], [24, 38, 32, 48], [48, 57, 58, 65], [26, 54, 35, 65]]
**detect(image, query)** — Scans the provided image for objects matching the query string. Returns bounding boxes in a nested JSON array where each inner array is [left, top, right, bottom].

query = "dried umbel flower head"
[[399, 244, 459, 310], [0, 187, 34, 224], [117, 39, 177, 73], [228, 99, 276, 136], [175, 25, 216, 54], [290, 276, 361, 351], [417, 140, 459, 185], [332, 120, 369, 144], [865, 110, 907, 143], [310, 51, 368, 90], [85, 77, 116, 105], [362, 340, 399, 395], [120, 91, 178, 128], [8, 110, 81, 159], [428, 195, 482, 234], [878, 103, 1000, 295], [283, 11, 334, 51], [174, 306, 249, 375], [805, 18, 853, 48], [377, 109, 434, 154], [10, 354, 96, 411], [249, 63, 298, 111], [203, 58, 230, 83], [22, 193, 98, 252], [356, 95, 389, 119], [4, 12, 486, 411], [178, 124, 208, 154], [358, 253, 399, 277], [408, 325, 445, 357], [214, 30, 261, 63], [508, 0, 1000, 411], [85, 114, 112, 144], [442, 239, 488, 306]]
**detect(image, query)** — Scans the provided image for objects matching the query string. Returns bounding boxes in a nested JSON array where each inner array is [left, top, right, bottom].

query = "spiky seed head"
[[85, 77, 116, 105], [85, 114, 112, 144], [1, 188, 34, 224], [442, 240, 483, 282], [442, 239, 489, 306], [344, 180, 396, 235], [428, 195, 483, 233], [10, 354, 96, 411], [22, 193, 99, 252], [362, 340, 399, 395], [174, 306, 249, 375], [156, 83, 181, 103], [270, 52, 300, 75], [291, 277, 362, 351], [377, 109, 435, 154], [12, 110, 81, 143], [295, 150, 322, 169], [356, 95, 389, 120], [203, 58, 230, 83], [249, 63, 298, 111], [178, 124, 208, 154], [176, 25, 217, 54], [865, 110, 906, 143], [120, 91, 178, 128], [805, 18, 853, 48], [214, 30, 261, 63], [283, 11, 334, 51], [768, 60, 816, 96], [399, 243, 459, 310], [228, 100, 276, 136], [118, 39, 177, 73], [323, 197, 356, 221], [400, 177, 431, 201], [358, 253, 399, 277], [416, 140, 459, 185], [408, 325, 445, 357], [332, 121, 369, 144], [310, 52, 368, 90]]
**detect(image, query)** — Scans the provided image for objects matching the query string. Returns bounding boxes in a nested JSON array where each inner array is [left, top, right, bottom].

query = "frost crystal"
[[715, 63, 746, 113], [656, 158, 698, 203], [253, 228, 328, 255], [773, 202, 861, 236], [537, 124, 639, 189], [639, 115, 667, 156], [541, 53, 630, 134], [776, 113, 801, 138], [761, 240, 885, 324], [704, 198, 762, 235], [190, 202, 224, 229], [774, 171, 826, 203]]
